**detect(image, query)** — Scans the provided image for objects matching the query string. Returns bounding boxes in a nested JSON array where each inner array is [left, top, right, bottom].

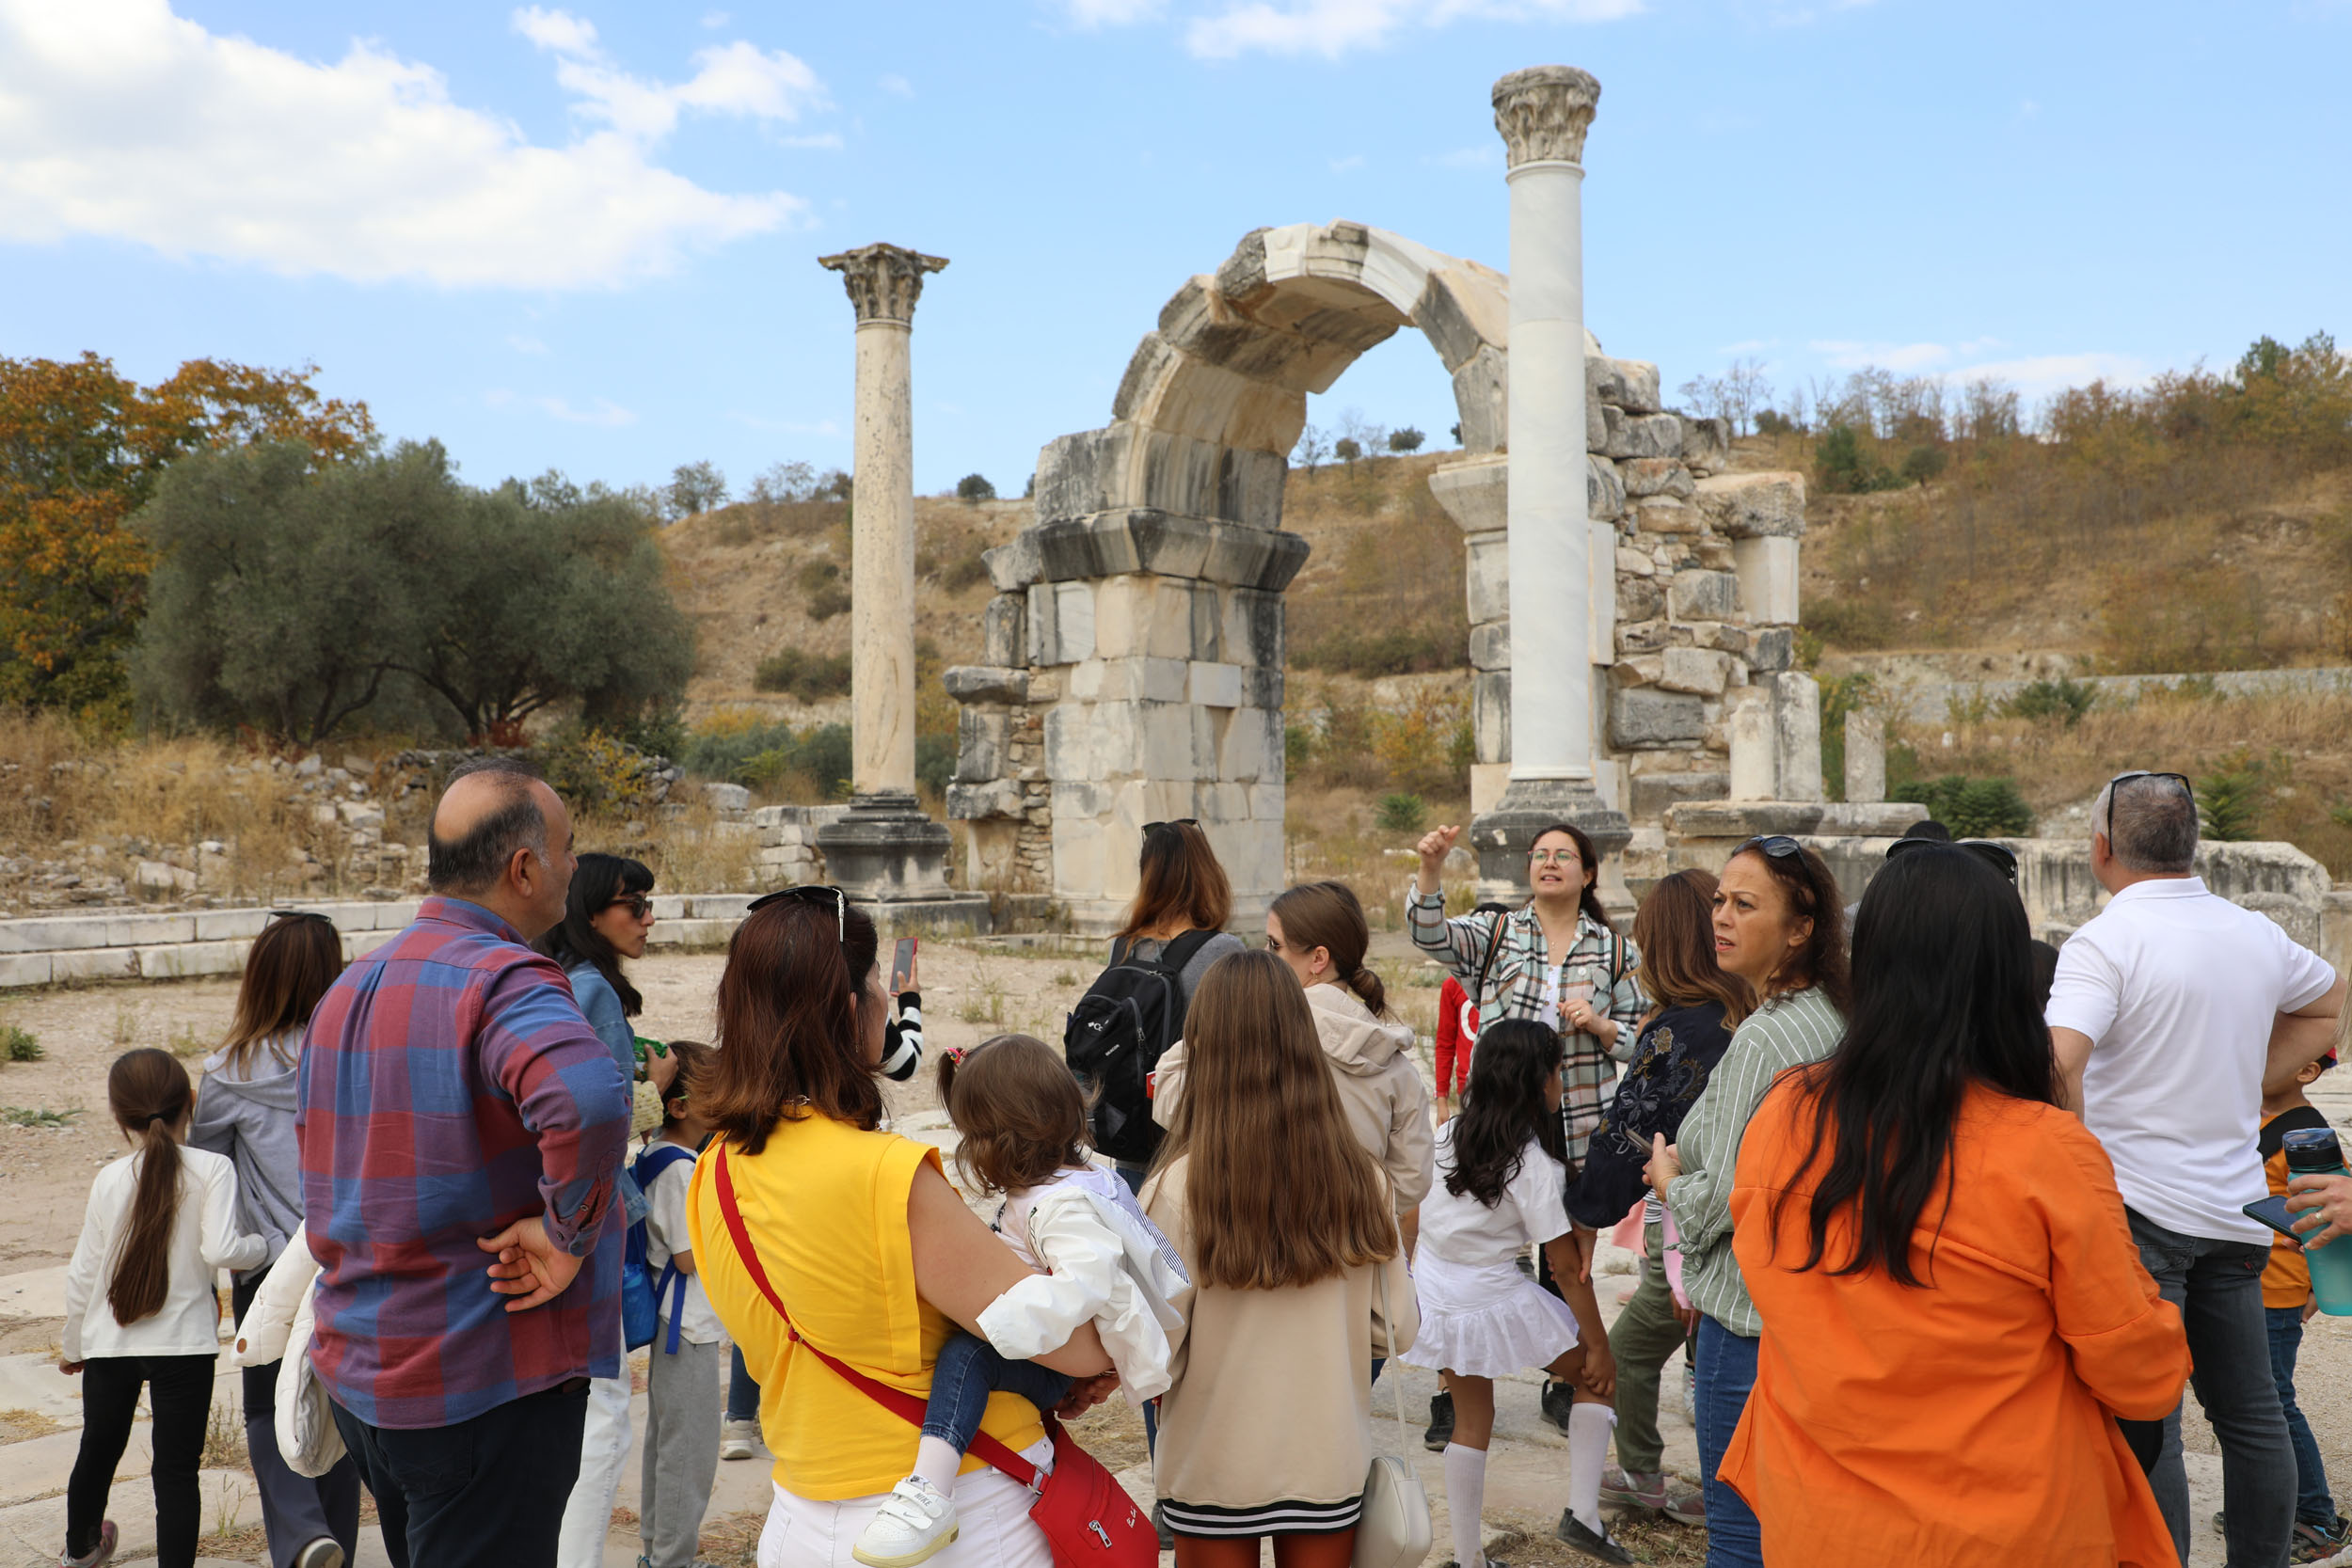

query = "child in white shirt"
[[61, 1049, 267, 1568], [852, 1034, 1187, 1568], [635, 1041, 723, 1568]]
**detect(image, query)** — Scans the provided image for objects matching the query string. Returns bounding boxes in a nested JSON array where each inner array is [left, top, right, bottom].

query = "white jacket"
[[974, 1167, 1189, 1406], [229, 1230, 344, 1479]]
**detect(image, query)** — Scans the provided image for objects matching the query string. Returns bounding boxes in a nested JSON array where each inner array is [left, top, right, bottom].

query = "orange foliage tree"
[[0, 353, 374, 720]]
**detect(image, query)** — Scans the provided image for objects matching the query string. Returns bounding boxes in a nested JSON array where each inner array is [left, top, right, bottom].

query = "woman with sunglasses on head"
[[1642, 835, 1849, 1568], [686, 888, 1117, 1568], [192, 912, 360, 1568], [540, 853, 681, 1568]]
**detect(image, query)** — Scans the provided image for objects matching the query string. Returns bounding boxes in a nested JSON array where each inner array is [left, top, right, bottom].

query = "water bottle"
[[2282, 1128, 2352, 1316]]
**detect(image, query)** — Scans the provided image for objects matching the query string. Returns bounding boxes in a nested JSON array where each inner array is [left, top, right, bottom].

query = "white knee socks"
[[1443, 1444, 1488, 1568], [1566, 1402, 1616, 1536], [912, 1435, 962, 1495]]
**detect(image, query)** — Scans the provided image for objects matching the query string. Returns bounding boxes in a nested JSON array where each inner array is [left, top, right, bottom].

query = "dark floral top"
[[1565, 1000, 1737, 1230]]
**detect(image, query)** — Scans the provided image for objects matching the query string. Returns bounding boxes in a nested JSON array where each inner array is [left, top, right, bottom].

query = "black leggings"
[[68, 1352, 218, 1568]]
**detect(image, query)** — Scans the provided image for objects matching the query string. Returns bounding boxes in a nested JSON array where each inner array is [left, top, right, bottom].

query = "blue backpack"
[[622, 1143, 697, 1355]]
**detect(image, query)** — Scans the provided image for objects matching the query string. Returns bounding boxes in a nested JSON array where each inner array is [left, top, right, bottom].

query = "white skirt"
[[1396, 1249, 1581, 1379]]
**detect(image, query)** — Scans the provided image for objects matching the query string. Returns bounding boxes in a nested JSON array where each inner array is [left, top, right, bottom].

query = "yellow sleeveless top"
[[687, 1112, 1049, 1500]]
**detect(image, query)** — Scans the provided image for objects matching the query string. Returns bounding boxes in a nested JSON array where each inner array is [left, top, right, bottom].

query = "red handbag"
[[712, 1145, 1156, 1568]]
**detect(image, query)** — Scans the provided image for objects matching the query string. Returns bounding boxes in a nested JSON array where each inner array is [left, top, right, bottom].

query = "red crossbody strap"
[[711, 1143, 1044, 1488]]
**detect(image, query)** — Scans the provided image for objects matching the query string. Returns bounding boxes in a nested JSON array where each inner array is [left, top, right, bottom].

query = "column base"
[[1469, 776, 1633, 909], [814, 794, 988, 933]]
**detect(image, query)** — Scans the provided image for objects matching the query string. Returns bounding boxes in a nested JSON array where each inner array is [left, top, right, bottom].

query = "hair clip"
[[944, 1046, 968, 1066]]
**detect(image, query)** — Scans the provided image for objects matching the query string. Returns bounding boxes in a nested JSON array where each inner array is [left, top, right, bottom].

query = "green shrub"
[[2199, 749, 2284, 842], [797, 561, 850, 622], [1815, 424, 1903, 495], [1899, 445, 1949, 486], [1375, 793, 1427, 833], [536, 727, 664, 815], [1804, 598, 1901, 651], [1, 1026, 40, 1063], [754, 648, 852, 701], [1293, 626, 1458, 677], [955, 473, 995, 502], [683, 720, 852, 797], [1891, 774, 2036, 837], [916, 734, 955, 795], [2000, 677, 2097, 726], [1756, 408, 1797, 436], [941, 547, 991, 593]]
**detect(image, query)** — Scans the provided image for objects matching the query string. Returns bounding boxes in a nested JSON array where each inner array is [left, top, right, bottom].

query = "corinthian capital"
[[818, 244, 949, 325], [1491, 66, 1601, 168]]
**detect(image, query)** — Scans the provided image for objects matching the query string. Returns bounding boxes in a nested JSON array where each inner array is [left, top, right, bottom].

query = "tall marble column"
[[812, 243, 977, 915], [1470, 67, 1631, 901]]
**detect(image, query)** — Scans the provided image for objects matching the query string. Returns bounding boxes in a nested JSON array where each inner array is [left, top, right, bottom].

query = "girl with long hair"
[[1143, 949, 1416, 1568], [1646, 837, 1849, 1568], [194, 911, 360, 1568], [1723, 847, 2187, 1565], [1156, 880, 1433, 1214], [1558, 870, 1753, 1525], [61, 1050, 268, 1568], [1402, 1019, 1622, 1568], [686, 891, 1115, 1568]]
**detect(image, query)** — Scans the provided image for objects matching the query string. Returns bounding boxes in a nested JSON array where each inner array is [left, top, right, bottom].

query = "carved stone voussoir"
[[1492, 66, 1601, 168], [818, 243, 949, 325]]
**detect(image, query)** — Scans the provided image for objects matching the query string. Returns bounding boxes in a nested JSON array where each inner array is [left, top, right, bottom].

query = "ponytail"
[[1346, 964, 1388, 1018], [104, 1050, 192, 1326], [1271, 881, 1388, 1019]]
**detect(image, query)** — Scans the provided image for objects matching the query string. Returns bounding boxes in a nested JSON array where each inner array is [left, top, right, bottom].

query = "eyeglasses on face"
[[604, 893, 655, 921], [748, 883, 848, 942], [2102, 771, 2194, 845], [1528, 847, 1584, 865]]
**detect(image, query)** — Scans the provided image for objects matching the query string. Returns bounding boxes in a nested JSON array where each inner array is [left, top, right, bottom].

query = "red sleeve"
[[1436, 977, 1466, 1093]]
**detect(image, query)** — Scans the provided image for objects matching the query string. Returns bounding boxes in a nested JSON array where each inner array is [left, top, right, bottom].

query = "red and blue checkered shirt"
[[297, 896, 632, 1429]]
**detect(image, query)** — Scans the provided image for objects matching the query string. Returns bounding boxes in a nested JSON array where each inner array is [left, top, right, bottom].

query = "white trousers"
[[556, 1369, 636, 1567], [757, 1440, 1055, 1568]]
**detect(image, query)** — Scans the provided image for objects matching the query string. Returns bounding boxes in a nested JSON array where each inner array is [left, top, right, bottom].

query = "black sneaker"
[[1539, 1380, 1576, 1437], [1423, 1390, 1455, 1452], [1557, 1512, 1633, 1566]]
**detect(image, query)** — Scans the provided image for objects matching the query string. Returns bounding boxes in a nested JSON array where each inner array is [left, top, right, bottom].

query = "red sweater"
[[1433, 975, 1480, 1097]]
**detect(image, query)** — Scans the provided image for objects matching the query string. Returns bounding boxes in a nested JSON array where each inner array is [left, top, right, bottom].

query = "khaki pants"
[[1606, 1221, 1692, 1477]]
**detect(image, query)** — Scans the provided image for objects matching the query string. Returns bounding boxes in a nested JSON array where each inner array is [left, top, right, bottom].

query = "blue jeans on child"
[[927, 1332, 1074, 1451], [2268, 1306, 2338, 1528], [727, 1345, 760, 1424], [1693, 1315, 1763, 1568]]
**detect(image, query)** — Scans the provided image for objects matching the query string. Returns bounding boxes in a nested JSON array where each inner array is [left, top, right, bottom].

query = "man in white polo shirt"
[[2048, 769, 2345, 1568]]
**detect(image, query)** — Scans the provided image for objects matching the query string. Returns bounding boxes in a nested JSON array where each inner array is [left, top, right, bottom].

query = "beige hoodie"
[[1154, 981, 1436, 1212]]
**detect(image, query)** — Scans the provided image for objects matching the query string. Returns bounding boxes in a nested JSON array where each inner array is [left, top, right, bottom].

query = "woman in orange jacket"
[[1724, 846, 2189, 1567]]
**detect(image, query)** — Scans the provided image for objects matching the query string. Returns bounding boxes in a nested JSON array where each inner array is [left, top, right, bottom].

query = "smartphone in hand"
[[891, 937, 918, 994], [2246, 1195, 2305, 1243]]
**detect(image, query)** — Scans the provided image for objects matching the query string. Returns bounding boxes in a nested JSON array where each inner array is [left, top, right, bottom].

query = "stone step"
[[0, 1465, 259, 1566]]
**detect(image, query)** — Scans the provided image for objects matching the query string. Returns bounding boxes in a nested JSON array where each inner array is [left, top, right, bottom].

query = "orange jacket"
[[1724, 1079, 2188, 1568]]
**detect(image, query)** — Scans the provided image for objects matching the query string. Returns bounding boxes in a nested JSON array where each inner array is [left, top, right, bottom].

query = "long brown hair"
[[1115, 821, 1232, 945], [657, 1039, 715, 1128], [1632, 870, 1753, 1028], [1531, 822, 1615, 933], [703, 897, 882, 1153], [939, 1034, 1090, 1196], [1157, 950, 1396, 1289], [1270, 880, 1387, 1016], [106, 1050, 193, 1326], [1732, 842, 1852, 1013], [218, 913, 344, 1074]]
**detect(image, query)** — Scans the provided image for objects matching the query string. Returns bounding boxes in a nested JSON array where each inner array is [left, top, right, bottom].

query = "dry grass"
[[698, 1508, 769, 1568], [201, 1397, 248, 1470], [0, 1405, 61, 1443], [1893, 685, 2352, 873], [1284, 782, 1476, 935]]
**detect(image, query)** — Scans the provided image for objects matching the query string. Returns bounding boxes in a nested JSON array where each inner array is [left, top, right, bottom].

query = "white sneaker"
[[721, 1416, 759, 1461], [852, 1475, 960, 1568]]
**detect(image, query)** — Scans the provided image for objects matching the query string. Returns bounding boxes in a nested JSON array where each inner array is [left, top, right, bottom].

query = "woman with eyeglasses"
[[687, 891, 1117, 1568], [1643, 835, 1849, 1568], [1721, 846, 2185, 1567], [191, 911, 360, 1568], [540, 853, 680, 1568]]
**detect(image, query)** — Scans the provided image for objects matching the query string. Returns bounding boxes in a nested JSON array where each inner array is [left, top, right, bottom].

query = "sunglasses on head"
[[268, 910, 334, 927], [1734, 834, 1804, 860], [604, 893, 654, 921], [748, 884, 848, 942], [1143, 818, 1199, 838], [2103, 770, 2193, 845]]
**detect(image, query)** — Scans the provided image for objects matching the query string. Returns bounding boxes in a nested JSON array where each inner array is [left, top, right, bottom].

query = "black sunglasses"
[[1734, 834, 1804, 859], [2103, 771, 2193, 845], [1143, 818, 1200, 837], [604, 893, 654, 921], [268, 910, 334, 926], [748, 884, 848, 942]]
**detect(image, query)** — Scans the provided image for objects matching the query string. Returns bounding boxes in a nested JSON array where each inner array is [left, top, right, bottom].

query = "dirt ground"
[[1, 943, 2347, 1565]]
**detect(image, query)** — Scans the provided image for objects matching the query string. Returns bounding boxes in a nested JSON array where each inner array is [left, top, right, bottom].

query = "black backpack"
[[1062, 929, 1218, 1164]]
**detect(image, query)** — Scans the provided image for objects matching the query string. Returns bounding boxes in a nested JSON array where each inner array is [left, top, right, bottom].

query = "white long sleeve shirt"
[[64, 1144, 268, 1362]]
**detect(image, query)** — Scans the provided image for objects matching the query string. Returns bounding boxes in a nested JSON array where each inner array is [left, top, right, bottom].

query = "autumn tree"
[[0, 354, 373, 720]]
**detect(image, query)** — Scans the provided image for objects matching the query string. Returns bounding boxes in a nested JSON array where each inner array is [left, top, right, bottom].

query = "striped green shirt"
[[1666, 986, 1846, 1337]]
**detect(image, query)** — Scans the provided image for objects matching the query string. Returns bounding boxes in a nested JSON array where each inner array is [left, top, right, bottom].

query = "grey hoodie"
[[190, 1035, 304, 1272]]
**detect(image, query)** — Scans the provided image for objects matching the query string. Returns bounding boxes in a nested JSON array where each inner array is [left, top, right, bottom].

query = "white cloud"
[[536, 395, 637, 426], [0, 0, 822, 289], [879, 72, 914, 97], [1185, 0, 1641, 60], [1810, 339, 1955, 373], [1057, 0, 1167, 24], [1952, 352, 2151, 398], [700, 9, 731, 25]]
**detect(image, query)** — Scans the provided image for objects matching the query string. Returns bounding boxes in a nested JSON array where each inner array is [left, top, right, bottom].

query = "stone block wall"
[[751, 803, 844, 885]]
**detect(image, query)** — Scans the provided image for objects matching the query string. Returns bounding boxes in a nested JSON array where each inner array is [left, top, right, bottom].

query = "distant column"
[[818, 243, 947, 794]]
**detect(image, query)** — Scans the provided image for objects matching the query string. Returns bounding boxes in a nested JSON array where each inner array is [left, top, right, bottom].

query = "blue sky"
[[3, 0, 2346, 500]]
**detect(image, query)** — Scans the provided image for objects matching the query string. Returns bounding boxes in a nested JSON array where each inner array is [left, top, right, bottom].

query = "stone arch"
[[1028, 219, 1512, 532]]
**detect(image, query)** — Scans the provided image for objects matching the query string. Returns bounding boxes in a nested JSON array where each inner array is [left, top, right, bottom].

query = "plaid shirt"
[[297, 896, 632, 1430], [1406, 886, 1645, 1167]]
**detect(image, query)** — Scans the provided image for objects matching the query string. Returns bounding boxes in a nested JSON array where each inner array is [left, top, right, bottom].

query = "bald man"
[[295, 758, 633, 1568]]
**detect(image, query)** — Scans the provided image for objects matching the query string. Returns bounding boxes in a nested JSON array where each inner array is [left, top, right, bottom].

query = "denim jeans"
[[2119, 1208, 2294, 1568], [728, 1344, 761, 1423], [331, 1381, 588, 1568], [1692, 1316, 1763, 1568], [923, 1331, 1073, 1451], [2268, 1305, 2338, 1529]]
